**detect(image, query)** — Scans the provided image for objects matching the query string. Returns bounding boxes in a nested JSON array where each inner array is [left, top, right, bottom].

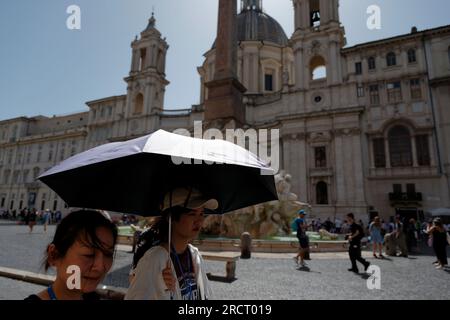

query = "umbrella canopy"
[[38, 129, 278, 216], [428, 208, 450, 217]]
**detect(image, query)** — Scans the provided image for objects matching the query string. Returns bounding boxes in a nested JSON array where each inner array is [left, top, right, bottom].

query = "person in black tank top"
[[429, 218, 448, 269]]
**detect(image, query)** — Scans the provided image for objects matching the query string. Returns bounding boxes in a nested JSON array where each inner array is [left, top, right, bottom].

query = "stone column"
[[343, 135, 354, 203], [204, 0, 246, 126], [297, 137, 308, 202], [384, 139, 391, 168], [411, 135, 419, 167], [251, 53, 258, 92], [353, 134, 366, 204], [319, 0, 330, 23], [329, 37, 343, 85], [214, 0, 237, 80], [294, 46, 304, 90], [429, 134, 436, 167], [302, 0, 310, 29], [334, 134, 345, 205], [293, 1, 300, 30], [144, 82, 153, 114], [242, 53, 249, 90], [368, 139, 375, 169], [131, 49, 139, 72]]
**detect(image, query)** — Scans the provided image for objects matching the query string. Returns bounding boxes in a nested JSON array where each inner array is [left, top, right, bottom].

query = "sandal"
[[373, 254, 378, 259]]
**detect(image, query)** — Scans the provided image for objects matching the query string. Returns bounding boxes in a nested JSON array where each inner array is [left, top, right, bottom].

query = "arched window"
[[310, 56, 326, 80], [309, 0, 321, 27], [388, 126, 412, 167], [134, 93, 144, 114], [368, 57, 376, 70], [407, 49, 416, 63], [139, 48, 147, 71], [386, 52, 397, 67], [264, 69, 274, 91], [316, 181, 329, 205]]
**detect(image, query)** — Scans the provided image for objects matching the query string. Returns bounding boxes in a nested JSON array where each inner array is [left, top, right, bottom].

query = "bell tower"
[[124, 13, 169, 136], [291, 0, 345, 90], [293, 0, 340, 30]]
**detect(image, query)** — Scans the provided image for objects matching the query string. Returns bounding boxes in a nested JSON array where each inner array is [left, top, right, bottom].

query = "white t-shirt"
[[125, 244, 211, 300]]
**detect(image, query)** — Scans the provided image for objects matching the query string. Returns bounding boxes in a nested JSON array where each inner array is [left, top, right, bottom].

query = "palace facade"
[[1, 0, 450, 222]]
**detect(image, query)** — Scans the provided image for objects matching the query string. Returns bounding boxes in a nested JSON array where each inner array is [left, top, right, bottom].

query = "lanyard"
[[47, 285, 58, 300], [171, 245, 193, 300]]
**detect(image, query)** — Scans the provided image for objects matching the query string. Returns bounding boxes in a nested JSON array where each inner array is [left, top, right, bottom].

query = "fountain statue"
[[201, 171, 311, 239]]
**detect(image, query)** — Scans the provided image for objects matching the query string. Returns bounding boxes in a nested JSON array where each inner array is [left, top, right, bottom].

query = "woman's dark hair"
[[43, 210, 118, 271], [131, 206, 189, 269], [433, 218, 443, 227], [151, 206, 190, 243], [346, 213, 355, 220]]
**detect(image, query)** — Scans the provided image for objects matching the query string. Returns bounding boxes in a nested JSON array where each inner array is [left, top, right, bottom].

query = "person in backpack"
[[125, 188, 216, 300], [293, 210, 310, 267], [346, 213, 370, 274]]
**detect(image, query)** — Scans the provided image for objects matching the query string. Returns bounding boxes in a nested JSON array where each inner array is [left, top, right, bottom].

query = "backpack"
[[291, 219, 298, 232], [132, 228, 161, 269]]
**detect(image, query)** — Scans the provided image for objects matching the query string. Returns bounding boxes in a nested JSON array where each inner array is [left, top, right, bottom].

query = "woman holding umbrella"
[[125, 189, 216, 300]]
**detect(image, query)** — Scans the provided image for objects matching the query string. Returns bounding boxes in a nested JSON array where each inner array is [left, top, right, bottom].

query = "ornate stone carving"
[[282, 132, 307, 141], [309, 40, 322, 55], [308, 131, 331, 142], [201, 171, 311, 239], [333, 128, 361, 137]]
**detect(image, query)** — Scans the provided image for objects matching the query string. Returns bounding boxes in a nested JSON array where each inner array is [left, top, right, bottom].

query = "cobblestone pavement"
[[1, 222, 449, 300]]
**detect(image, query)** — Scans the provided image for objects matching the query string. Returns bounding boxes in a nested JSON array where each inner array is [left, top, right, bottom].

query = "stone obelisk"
[[204, 0, 246, 128]]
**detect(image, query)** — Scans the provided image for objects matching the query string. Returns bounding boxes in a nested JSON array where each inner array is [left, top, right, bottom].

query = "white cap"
[[163, 187, 218, 211]]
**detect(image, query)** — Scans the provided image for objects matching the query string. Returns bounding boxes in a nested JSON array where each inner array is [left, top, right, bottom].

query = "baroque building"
[[1, 0, 450, 222]]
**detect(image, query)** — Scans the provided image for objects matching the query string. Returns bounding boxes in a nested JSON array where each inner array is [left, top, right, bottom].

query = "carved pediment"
[[308, 131, 331, 142], [309, 40, 322, 55]]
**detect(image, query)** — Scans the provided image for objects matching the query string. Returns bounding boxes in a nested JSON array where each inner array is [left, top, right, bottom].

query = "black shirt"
[[350, 223, 364, 246]]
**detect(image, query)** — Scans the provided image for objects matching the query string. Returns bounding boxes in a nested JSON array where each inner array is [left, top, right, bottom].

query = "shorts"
[[298, 236, 309, 249]]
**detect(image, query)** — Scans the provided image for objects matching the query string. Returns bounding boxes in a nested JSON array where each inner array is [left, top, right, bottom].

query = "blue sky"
[[0, 0, 449, 121]]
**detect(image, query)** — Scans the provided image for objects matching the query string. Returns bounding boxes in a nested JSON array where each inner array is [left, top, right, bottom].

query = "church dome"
[[212, 8, 289, 49]]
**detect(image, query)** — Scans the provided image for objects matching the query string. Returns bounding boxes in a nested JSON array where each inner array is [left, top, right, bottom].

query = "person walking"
[[28, 209, 37, 233], [293, 210, 310, 267], [125, 188, 215, 300], [25, 210, 118, 300], [42, 209, 51, 233], [369, 216, 384, 259], [346, 213, 370, 273], [429, 218, 448, 270], [406, 218, 418, 253], [393, 215, 408, 257], [334, 217, 342, 234]]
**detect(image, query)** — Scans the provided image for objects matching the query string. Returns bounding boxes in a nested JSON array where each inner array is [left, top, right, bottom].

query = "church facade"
[[1, 0, 450, 222]]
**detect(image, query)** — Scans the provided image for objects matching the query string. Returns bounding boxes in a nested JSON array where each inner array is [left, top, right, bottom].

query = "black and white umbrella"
[[38, 129, 278, 216]]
